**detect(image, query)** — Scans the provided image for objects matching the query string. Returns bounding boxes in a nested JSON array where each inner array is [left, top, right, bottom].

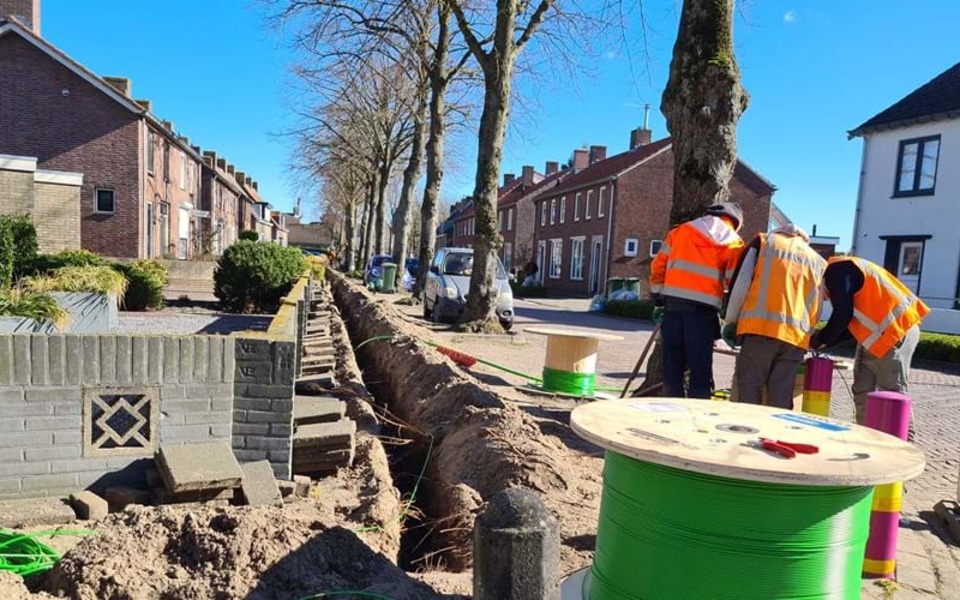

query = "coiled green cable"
[[0, 529, 93, 577], [590, 452, 874, 599], [542, 367, 596, 396]]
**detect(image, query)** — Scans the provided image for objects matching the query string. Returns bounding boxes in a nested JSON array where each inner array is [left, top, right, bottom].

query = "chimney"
[[227, 164, 235, 175], [521, 165, 535, 187], [252, 181, 258, 191], [216, 158, 226, 171], [103, 76, 131, 97], [812, 224, 818, 237], [2, 1, 42, 34], [245, 176, 252, 187], [629, 127, 652, 150], [203, 150, 217, 167], [135, 99, 152, 112], [294, 198, 302, 218], [161, 120, 174, 132], [589, 145, 607, 164], [545, 161, 559, 176], [503, 173, 516, 186], [235, 171, 246, 186], [190, 145, 200, 155], [573, 149, 589, 171]]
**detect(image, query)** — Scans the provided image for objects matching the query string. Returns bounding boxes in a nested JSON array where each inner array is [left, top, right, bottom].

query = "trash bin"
[[381, 262, 398, 293], [624, 277, 641, 294], [605, 277, 624, 298]]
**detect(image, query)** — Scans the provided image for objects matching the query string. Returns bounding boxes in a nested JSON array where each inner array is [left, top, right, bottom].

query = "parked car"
[[424, 247, 514, 330], [364, 254, 393, 285], [404, 258, 420, 279]]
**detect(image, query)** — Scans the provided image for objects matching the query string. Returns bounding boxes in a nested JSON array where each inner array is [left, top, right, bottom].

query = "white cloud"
[[783, 10, 797, 23]]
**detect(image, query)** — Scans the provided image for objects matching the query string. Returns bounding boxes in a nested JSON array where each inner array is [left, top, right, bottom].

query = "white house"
[[849, 60, 960, 330]]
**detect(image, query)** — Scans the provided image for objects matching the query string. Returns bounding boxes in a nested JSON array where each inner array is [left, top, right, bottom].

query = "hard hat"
[[706, 203, 743, 231]]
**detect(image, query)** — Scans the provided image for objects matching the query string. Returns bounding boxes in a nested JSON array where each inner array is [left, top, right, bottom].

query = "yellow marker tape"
[[802, 391, 831, 417], [862, 558, 896, 575], [871, 482, 903, 512]]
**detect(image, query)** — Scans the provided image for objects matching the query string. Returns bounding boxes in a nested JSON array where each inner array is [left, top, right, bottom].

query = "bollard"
[[474, 487, 561, 600], [863, 391, 912, 578], [802, 356, 833, 416]]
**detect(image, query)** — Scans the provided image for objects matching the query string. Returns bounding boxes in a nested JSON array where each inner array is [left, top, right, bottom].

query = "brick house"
[[532, 132, 775, 296], [0, 153, 82, 252], [199, 151, 244, 256]]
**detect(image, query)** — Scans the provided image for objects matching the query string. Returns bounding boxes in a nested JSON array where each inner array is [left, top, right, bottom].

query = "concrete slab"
[[239, 460, 283, 507], [293, 475, 312, 497], [0, 497, 76, 529], [294, 396, 345, 426], [156, 441, 243, 493], [105, 486, 152, 512], [151, 486, 234, 505], [277, 479, 296, 498], [294, 420, 355, 447], [69, 491, 109, 520], [295, 373, 338, 394]]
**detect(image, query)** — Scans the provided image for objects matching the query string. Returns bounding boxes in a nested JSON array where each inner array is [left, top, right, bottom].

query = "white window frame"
[[507, 208, 514, 231], [898, 241, 923, 277], [650, 240, 663, 257], [624, 237, 639, 257], [94, 188, 116, 214], [585, 190, 593, 219], [570, 237, 585, 281], [550, 199, 557, 225], [146, 131, 155, 176], [179, 153, 187, 190], [550, 239, 562, 279], [598, 186, 606, 218], [503, 242, 513, 272], [540, 202, 547, 227], [574, 192, 581, 221], [560, 196, 566, 223], [498, 211, 503, 232]]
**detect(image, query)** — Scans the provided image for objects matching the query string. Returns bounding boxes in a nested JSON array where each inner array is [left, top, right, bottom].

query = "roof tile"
[[851, 61, 960, 136]]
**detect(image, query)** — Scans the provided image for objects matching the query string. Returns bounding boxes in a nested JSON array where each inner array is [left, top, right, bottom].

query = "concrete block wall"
[[0, 333, 235, 499]]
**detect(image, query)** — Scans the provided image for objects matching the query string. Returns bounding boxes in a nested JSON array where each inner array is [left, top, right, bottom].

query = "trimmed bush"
[[510, 281, 548, 298], [603, 298, 656, 320], [30, 249, 104, 274], [915, 332, 960, 364], [214, 241, 306, 313], [3, 215, 37, 278], [239, 230, 260, 242], [0, 220, 13, 289], [114, 259, 168, 311]]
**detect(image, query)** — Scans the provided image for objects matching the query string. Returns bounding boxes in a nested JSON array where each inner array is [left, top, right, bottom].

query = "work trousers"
[[661, 308, 718, 399], [733, 335, 805, 409], [852, 325, 920, 432]]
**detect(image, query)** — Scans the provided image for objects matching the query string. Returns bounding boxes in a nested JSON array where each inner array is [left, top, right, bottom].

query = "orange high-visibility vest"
[[650, 215, 744, 309], [830, 256, 930, 358], [737, 233, 827, 348]]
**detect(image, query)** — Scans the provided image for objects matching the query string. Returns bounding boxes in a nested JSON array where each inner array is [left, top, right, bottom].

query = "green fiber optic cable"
[[298, 592, 395, 600], [0, 529, 93, 577]]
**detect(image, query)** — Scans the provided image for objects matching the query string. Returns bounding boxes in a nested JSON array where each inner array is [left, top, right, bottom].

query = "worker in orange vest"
[[722, 225, 827, 408], [810, 256, 930, 424], [650, 203, 745, 398]]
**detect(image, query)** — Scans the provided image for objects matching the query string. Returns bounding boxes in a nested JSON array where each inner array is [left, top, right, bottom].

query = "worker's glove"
[[721, 322, 739, 349], [651, 307, 665, 325], [809, 330, 824, 351]]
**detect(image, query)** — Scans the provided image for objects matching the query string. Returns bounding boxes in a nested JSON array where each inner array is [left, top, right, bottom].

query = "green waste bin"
[[381, 263, 398, 293], [624, 277, 641, 294], [606, 277, 625, 298]]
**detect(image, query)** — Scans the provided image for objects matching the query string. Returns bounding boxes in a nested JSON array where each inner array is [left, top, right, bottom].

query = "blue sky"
[[42, 1, 960, 249]]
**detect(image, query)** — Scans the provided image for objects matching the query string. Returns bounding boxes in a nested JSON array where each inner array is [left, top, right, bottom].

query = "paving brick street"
[[411, 297, 960, 599]]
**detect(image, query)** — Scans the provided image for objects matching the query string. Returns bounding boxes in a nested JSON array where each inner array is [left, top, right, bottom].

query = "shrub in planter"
[[26, 265, 128, 299], [30, 249, 104, 274], [603, 299, 656, 320], [215, 241, 306, 313], [0, 286, 68, 329], [239, 230, 260, 242], [114, 259, 168, 311]]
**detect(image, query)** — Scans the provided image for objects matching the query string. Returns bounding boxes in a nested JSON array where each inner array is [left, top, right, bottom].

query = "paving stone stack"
[[292, 289, 355, 476], [153, 441, 244, 505]]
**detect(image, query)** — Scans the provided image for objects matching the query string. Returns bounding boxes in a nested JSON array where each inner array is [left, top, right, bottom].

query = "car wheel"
[[423, 297, 432, 319], [500, 320, 513, 332]]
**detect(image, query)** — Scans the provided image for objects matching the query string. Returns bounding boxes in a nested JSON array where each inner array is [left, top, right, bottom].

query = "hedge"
[[915, 332, 960, 364], [510, 281, 548, 298], [602, 299, 656, 320], [214, 241, 306, 313], [114, 259, 168, 311]]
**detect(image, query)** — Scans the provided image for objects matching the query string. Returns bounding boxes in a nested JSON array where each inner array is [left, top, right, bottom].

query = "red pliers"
[[757, 438, 819, 459]]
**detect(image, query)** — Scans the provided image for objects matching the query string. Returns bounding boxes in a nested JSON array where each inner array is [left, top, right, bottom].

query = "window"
[[498, 211, 504, 232], [650, 239, 663, 257], [550, 199, 557, 225], [570, 238, 585, 280], [895, 135, 940, 196], [180, 154, 187, 190], [585, 190, 593, 219], [146, 132, 156, 175], [159, 203, 170, 254], [598, 187, 606, 217], [899, 242, 922, 276], [95, 189, 115, 213], [550, 239, 562, 279], [574, 193, 581, 221], [541, 202, 547, 227], [507, 208, 514, 231], [503, 242, 513, 272], [560, 197, 566, 223], [624, 238, 639, 257], [162, 142, 170, 181]]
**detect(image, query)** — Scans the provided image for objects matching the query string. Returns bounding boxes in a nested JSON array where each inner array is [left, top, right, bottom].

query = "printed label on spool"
[[629, 402, 686, 413], [773, 412, 851, 432]]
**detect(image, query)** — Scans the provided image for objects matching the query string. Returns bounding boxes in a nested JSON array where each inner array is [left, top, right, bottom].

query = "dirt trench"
[[329, 272, 604, 574]]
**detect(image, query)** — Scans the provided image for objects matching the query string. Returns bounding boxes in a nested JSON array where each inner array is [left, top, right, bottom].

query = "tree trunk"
[[414, 3, 452, 298], [375, 161, 391, 255], [362, 173, 378, 268], [637, 0, 747, 395], [344, 196, 357, 272], [460, 6, 518, 328], [391, 87, 428, 283]]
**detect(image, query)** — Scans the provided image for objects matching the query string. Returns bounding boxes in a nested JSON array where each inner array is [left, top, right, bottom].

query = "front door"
[[590, 237, 603, 295], [536, 241, 546, 285], [145, 203, 154, 258], [883, 238, 926, 295]]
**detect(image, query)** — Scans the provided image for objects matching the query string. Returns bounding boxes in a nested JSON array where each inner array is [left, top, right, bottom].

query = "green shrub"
[[915, 332, 960, 363], [26, 265, 128, 300], [603, 298, 656, 320], [510, 281, 548, 298], [30, 249, 104, 274], [0, 220, 13, 289], [214, 241, 306, 313], [114, 259, 168, 311], [0, 287, 68, 329], [239, 230, 260, 242], [1, 215, 38, 278]]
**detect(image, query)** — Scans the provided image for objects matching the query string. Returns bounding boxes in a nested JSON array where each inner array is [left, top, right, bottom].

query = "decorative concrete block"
[[82, 387, 159, 458], [156, 441, 243, 493]]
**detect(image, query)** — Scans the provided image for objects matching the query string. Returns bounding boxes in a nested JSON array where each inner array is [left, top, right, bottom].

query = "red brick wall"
[[0, 34, 142, 257]]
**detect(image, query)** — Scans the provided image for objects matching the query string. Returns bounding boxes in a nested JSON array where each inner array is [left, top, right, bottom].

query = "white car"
[[424, 247, 514, 330]]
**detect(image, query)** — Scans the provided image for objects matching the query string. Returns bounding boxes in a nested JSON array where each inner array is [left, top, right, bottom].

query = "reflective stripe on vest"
[[656, 218, 743, 309], [738, 233, 826, 347]]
